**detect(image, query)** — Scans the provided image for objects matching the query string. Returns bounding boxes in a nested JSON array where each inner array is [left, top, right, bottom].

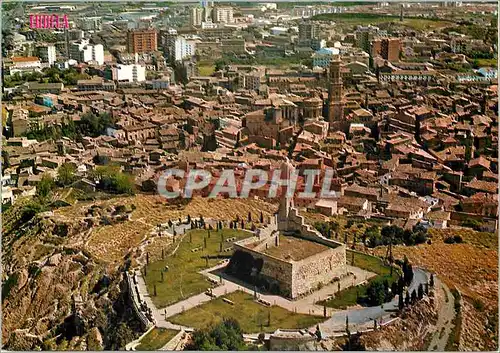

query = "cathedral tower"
[[328, 55, 344, 123]]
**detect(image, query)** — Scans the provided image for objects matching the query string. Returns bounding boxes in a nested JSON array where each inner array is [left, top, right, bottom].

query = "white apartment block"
[[114, 64, 146, 82], [36, 45, 57, 65], [169, 36, 198, 62], [69, 39, 104, 65], [78, 17, 102, 31], [213, 7, 234, 24], [189, 7, 204, 26]]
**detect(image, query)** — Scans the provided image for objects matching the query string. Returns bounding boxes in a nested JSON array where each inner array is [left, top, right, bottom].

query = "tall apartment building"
[[372, 38, 401, 62], [36, 45, 57, 65], [213, 6, 234, 23], [172, 36, 198, 62], [163, 30, 198, 62], [189, 6, 204, 26], [69, 40, 104, 65], [355, 25, 379, 53], [78, 17, 102, 31], [298, 20, 320, 47], [127, 29, 158, 54]]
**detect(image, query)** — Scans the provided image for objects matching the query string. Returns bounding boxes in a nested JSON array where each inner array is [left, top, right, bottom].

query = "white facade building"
[[189, 7, 204, 26], [169, 36, 198, 62], [69, 39, 104, 65], [113, 64, 146, 82], [213, 7, 234, 23], [36, 45, 57, 65], [78, 17, 102, 31], [312, 47, 340, 68]]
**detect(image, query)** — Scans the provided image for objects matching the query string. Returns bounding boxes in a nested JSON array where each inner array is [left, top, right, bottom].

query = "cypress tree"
[[418, 283, 424, 300]]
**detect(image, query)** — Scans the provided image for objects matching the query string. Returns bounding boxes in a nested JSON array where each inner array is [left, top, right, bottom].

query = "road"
[[427, 277, 456, 351], [317, 268, 429, 337]]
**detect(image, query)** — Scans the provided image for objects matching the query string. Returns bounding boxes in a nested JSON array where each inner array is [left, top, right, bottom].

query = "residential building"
[[127, 29, 158, 54], [168, 36, 198, 62], [355, 25, 379, 53], [5, 56, 42, 75], [213, 6, 234, 23], [312, 47, 340, 68], [69, 40, 104, 65], [372, 38, 401, 62], [190, 6, 205, 26], [107, 64, 146, 83], [36, 45, 57, 65], [298, 20, 319, 47], [77, 77, 116, 91], [78, 17, 102, 31]]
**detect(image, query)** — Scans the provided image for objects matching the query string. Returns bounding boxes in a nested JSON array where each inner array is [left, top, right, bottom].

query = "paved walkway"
[[317, 268, 429, 337]]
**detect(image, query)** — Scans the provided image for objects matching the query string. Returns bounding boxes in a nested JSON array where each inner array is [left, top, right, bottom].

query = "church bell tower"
[[328, 55, 344, 123]]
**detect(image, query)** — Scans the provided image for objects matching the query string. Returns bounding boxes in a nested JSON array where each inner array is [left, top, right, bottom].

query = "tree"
[[418, 283, 424, 300], [187, 318, 245, 351], [411, 289, 417, 304], [366, 280, 386, 306], [57, 163, 77, 186], [402, 256, 414, 286], [398, 292, 404, 310], [405, 291, 410, 306], [37, 174, 55, 198]]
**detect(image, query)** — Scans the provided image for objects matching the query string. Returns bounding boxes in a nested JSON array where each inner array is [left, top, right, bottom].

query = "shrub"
[[472, 298, 484, 311], [444, 235, 463, 244]]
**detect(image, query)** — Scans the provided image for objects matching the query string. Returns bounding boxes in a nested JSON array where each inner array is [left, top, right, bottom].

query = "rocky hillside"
[[2, 199, 142, 350]]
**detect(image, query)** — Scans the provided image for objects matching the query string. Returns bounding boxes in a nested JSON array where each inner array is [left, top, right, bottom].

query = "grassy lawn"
[[169, 291, 324, 333], [144, 228, 253, 308], [136, 328, 179, 351], [312, 13, 451, 30], [319, 250, 399, 309], [197, 65, 216, 76], [472, 58, 497, 67]]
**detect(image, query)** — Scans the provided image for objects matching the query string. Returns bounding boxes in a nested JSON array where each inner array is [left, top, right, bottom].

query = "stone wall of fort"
[[291, 245, 347, 298], [233, 242, 294, 297]]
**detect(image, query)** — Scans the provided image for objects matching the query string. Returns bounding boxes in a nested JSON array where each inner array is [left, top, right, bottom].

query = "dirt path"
[[428, 278, 456, 351]]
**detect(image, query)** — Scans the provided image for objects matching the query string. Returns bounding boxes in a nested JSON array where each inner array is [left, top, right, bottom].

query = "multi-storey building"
[[189, 6, 204, 26], [5, 56, 42, 75], [127, 29, 158, 54], [298, 20, 319, 46], [372, 38, 401, 62], [106, 64, 146, 83], [213, 6, 234, 23], [78, 17, 102, 31], [69, 40, 104, 65], [167, 36, 198, 62], [36, 45, 57, 65]]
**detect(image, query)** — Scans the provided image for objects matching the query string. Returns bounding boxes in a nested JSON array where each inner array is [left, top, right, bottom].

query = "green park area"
[[312, 13, 451, 30], [136, 328, 179, 351], [197, 64, 216, 76], [144, 228, 252, 308], [318, 250, 399, 309], [169, 291, 325, 333]]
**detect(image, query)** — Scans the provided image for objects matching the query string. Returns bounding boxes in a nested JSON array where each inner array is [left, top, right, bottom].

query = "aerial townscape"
[[1, 0, 498, 351]]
